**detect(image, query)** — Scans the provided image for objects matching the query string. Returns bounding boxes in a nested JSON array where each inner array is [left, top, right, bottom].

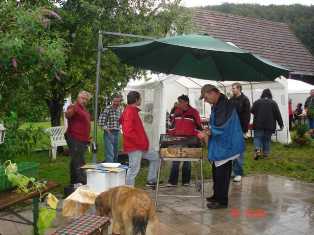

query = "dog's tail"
[[132, 208, 148, 235]]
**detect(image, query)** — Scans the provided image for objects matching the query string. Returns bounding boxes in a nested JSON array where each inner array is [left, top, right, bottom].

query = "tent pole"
[[250, 82, 254, 104], [92, 30, 103, 163], [217, 81, 226, 95]]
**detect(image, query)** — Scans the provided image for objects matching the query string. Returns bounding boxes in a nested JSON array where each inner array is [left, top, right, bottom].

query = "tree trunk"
[[47, 96, 65, 154], [48, 98, 64, 127]]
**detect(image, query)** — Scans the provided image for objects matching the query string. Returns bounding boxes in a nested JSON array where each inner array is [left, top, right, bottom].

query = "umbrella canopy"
[[109, 34, 290, 81]]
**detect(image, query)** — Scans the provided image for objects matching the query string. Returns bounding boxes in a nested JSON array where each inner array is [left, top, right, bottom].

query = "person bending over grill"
[[167, 95, 203, 187]]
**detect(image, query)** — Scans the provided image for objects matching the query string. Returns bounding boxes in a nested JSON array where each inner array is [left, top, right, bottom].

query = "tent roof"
[[288, 79, 314, 94], [126, 74, 285, 90]]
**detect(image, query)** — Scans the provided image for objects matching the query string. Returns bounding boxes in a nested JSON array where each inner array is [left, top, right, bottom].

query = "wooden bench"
[[51, 214, 110, 235], [46, 126, 67, 160], [0, 181, 59, 235]]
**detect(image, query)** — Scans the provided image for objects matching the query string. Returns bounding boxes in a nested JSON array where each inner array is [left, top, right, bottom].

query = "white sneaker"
[[233, 176, 242, 182]]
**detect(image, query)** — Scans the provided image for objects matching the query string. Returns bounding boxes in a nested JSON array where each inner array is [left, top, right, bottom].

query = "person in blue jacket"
[[198, 84, 245, 209]]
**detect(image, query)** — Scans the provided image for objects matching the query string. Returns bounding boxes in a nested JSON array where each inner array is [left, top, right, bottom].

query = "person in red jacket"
[[167, 95, 203, 186], [65, 91, 92, 185], [120, 91, 159, 187]]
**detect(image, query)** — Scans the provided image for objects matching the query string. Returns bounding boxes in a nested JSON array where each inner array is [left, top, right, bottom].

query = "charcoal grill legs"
[[155, 158, 162, 207], [154, 157, 204, 208]]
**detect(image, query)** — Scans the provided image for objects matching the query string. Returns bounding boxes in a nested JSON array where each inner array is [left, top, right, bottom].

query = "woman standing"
[[251, 89, 283, 160]]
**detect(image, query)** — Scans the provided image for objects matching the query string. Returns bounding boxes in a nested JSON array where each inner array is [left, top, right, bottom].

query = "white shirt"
[[214, 154, 239, 167]]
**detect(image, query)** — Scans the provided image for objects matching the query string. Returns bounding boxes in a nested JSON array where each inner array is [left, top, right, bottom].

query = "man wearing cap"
[[198, 85, 244, 209]]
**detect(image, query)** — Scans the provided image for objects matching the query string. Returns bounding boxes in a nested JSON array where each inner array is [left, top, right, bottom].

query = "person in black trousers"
[[198, 84, 245, 209]]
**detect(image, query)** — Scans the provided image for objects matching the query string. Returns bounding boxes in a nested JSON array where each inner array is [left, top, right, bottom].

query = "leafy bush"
[[0, 112, 48, 162], [291, 124, 311, 146]]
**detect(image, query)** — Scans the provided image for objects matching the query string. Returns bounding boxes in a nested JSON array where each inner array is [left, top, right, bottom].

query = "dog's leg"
[[111, 208, 122, 235], [112, 220, 121, 235], [121, 212, 133, 235], [146, 218, 159, 235]]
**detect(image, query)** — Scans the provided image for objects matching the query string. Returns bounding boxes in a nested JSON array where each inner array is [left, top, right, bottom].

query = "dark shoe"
[[207, 201, 228, 209], [206, 195, 216, 202], [146, 181, 164, 188], [146, 181, 156, 187]]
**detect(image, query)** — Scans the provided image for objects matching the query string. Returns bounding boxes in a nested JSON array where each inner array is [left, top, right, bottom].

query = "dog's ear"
[[95, 192, 111, 216]]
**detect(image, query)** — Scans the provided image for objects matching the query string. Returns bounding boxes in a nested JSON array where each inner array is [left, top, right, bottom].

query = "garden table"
[[0, 181, 59, 235]]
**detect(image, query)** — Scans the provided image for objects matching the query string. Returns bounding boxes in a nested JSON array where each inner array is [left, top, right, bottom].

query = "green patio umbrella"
[[109, 34, 289, 81]]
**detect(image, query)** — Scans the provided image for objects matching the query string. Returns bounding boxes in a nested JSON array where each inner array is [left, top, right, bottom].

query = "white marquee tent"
[[124, 75, 290, 151], [288, 79, 314, 110]]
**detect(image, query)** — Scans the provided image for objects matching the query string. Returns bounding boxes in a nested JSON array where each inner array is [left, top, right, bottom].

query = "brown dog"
[[95, 186, 159, 235]]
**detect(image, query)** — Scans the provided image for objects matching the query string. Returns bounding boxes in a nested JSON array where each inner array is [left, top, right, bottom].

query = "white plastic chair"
[[46, 126, 67, 160]]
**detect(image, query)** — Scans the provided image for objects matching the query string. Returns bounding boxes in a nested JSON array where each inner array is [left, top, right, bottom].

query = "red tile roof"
[[192, 9, 314, 83]]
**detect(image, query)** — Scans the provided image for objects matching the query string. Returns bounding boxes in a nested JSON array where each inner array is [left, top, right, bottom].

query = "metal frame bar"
[[102, 31, 156, 40], [93, 31, 158, 162], [154, 154, 205, 208], [0, 196, 40, 235]]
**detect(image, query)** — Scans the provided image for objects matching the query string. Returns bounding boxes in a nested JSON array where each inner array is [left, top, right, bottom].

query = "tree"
[[0, 0, 192, 126], [0, 0, 66, 124]]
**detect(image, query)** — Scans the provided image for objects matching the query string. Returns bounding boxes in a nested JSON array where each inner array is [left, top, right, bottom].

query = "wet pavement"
[[1, 175, 314, 235]]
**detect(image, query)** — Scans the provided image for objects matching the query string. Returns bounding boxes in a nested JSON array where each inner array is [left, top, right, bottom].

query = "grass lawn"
[[5, 122, 314, 194]]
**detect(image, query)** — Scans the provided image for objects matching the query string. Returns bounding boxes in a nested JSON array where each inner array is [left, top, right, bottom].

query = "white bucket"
[[86, 169, 126, 193]]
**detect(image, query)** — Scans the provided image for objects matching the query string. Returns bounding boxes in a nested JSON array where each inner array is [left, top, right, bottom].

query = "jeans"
[[253, 130, 272, 155], [309, 118, 314, 129], [126, 150, 160, 186], [104, 130, 119, 163], [233, 152, 244, 176], [168, 161, 191, 185], [65, 134, 88, 185]]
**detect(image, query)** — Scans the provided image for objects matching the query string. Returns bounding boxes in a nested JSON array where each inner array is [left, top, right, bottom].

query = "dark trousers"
[[168, 161, 191, 185], [212, 160, 232, 205], [65, 134, 88, 185]]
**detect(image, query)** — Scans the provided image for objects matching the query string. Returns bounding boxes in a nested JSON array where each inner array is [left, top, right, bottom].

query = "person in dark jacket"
[[251, 89, 283, 160], [198, 84, 244, 209], [293, 103, 303, 125], [167, 95, 203, 187], [229, 82, 250, 182]]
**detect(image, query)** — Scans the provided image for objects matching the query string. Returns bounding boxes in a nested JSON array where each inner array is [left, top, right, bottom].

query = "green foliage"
[[206, 3, 314, 55], [0, 0, 64, 123], [291, 124, 311, 146], [0, 0, 192, 125], [37, 207, 57, 235], [3, 158, 56, 234], [0, 112, 48, 161], [296, 123, 309, 136], [3, 160, 45, 193]]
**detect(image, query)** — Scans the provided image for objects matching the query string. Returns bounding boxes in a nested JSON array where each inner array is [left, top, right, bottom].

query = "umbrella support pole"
[[93, 30, 104, 163]]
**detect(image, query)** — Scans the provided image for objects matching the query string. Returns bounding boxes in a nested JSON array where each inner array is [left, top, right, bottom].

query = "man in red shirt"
[[120, 91, 159, 187], [167, 95, 203, 186], [65, 91, 92, 185]]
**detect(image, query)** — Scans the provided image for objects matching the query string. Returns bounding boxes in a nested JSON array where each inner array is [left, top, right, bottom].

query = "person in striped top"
[[98, 94, 123, 162]]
